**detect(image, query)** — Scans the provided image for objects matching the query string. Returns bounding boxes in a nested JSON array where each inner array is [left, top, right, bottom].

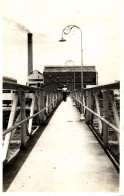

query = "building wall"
[[27, 70, 44, 87], [44, 71, 97, 90]]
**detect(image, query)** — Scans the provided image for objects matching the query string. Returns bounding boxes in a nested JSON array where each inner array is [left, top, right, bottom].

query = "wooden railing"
[[2, 81, 63, 164], [71, 81, 120, 169]]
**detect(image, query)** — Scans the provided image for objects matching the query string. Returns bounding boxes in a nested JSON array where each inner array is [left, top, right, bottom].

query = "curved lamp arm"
[[65, 60, 75, 66], [62, 25, 81, 35]]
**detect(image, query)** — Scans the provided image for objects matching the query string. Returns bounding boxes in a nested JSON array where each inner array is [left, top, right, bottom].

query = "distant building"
[[3, 76, 17, 83], [43, 65, 98, 90], [2, 76, 17, 107], [27, 70, 44, 87]]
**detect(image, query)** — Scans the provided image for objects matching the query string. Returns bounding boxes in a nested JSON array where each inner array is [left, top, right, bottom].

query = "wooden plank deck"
[[5, 97, 119, 192]]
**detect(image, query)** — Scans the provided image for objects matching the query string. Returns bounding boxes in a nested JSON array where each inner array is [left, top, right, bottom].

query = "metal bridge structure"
[[2, 80, 120, 192]]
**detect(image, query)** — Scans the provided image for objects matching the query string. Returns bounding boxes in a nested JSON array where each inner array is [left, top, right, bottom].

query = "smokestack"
[[28, 33, 33, 76]]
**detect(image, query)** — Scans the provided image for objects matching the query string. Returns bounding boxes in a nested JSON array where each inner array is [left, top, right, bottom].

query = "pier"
[[2, 80, 120, 192]]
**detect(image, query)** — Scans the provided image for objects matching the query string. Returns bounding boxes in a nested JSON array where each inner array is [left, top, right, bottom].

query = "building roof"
[[3, 76, 17, 83], [40, 80, 64, 91], [43, 65, 97, 73], [30, 69, 43, 75], [41, 80, 63, 88]]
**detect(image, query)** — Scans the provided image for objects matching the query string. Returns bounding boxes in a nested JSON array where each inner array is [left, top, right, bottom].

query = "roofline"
[[30, 69, 43, 75], [43, 65, 97, 73], [44, 65, 96, 68], [41, 80, 63, 87]]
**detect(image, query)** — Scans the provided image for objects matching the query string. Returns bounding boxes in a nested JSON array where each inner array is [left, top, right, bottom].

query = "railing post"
[[45, 93, 49, 116], [110, 90, 120, 128], [58, 91, 61, 103], [103, 90, 109, 148], [20, 90, 27, 148], [40, 90, 46, 121], [85, 91, 92, 124], [28, 92, 35, 135], [110, 90, 120, 144], [49, 92, 52, 113], [77, 92, 80, 108], [94, 92, 102, 134], [56, 91, 58, 105], [35, 91, 41, 123], [48, 92, 51, 114], [52, 92, 54, 109], [55, 92, 58, 106], [2, 92, 18, 162]]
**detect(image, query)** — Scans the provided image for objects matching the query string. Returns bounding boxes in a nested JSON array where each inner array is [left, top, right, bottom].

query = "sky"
[[1, 0, 124, 192], [1, 0, 122, 85]]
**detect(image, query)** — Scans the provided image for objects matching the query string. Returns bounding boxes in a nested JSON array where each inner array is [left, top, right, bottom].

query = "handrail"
[[71, 95, 119, 134], [84, 81, 120, 91], [3, 98, 58, 136], [3, 81, 42, 91], [2, 81, 63, 163], [71, 82, 120, 168]]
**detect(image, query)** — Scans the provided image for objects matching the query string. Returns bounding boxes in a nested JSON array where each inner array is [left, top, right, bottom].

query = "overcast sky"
[[1, 0, 122, 85]]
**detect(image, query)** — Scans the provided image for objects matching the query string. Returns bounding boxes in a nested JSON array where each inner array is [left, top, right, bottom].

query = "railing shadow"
[[71, 81, 120, 171], [3, 111, 55, 192]]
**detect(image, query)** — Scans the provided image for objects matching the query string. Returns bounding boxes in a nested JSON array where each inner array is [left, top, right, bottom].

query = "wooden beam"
[[20, 91, 27, 147], [95, 93, 102, 134], [28, 93, 36, 135], [103, 90, 109, 148], [110, 90, 120, 128], [110, 90, 120, 145], [2, 93, 18, 162], [85, 91, 92, 123], [45, 93, 49, 116]]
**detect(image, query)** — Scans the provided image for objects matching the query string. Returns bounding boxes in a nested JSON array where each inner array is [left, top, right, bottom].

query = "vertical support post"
[[20, 91, 27, 148], [48, 92, 51, 114], [49, 92, 52, 113], [103, 90, 109, 148], [73, 91, 76, 106], [46, 93, 49, 116], [55, 92, 57, 106], [110, 90, 120, 144], [54, 92, 56, 107], [35, 91, 41, 123], [95, 93, 102, 135], [110, 90, 120, 128], [28, 92, 35, 134], [80, 30, 85, 121], [52, 92, 55, 108], [91, 91, 95, 125], [77, 92, 79, 108], [40, 90, 46, 121], [85, 91, 92, 124], [80, 91, 82, 111], [2, 92, 18, 162]]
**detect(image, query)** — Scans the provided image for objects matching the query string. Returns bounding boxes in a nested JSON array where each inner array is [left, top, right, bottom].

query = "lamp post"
[[65, 60, 75, 91], [59, 25, 85, 120]]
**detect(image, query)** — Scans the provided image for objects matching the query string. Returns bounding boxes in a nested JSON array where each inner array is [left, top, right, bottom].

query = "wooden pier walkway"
[[5, 97, 119, 192]]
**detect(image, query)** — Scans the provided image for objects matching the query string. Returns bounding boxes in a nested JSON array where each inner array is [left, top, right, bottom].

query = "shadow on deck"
[[3, 97, 119, 192]]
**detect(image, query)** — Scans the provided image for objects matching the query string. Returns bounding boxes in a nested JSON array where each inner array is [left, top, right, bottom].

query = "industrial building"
[[43, 65, 98, 90], [27, 70, 44, 87]]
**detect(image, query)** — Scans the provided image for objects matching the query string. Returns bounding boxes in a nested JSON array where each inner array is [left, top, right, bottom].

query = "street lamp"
[[59, 25, 85, 120]]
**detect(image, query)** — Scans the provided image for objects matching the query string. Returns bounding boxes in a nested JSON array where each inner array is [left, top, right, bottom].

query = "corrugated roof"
[[43, 65, 96, 73]]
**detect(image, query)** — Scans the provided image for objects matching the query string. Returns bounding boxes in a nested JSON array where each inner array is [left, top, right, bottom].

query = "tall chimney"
[[28, 33, 33, 76]]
